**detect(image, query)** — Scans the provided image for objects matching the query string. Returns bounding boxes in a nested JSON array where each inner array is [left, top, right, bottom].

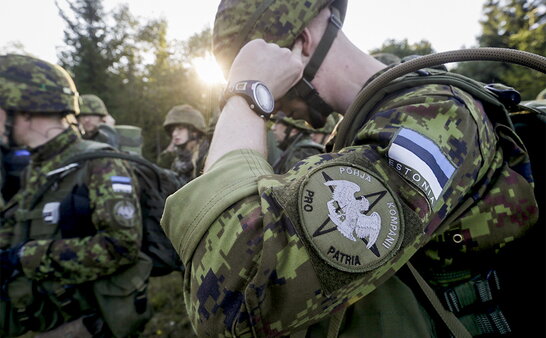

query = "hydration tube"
[[334, 48, 546, 150]]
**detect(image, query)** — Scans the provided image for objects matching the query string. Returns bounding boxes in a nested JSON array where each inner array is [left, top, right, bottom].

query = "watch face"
[[254, 83, 274, 114]]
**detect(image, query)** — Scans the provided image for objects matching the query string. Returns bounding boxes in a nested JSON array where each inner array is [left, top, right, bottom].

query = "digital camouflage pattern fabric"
[[272, 133, 324, 174], [0, 54, 79, 115], [0, 127, 142, 284], [213, 0, 333, 75], [79, 94, 109, 116], [162, 81, 538, 336]]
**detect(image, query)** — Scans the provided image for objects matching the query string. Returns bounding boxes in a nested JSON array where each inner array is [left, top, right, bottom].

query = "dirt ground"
[[14, 271, 195, 338], [142, 271, 197, 337]]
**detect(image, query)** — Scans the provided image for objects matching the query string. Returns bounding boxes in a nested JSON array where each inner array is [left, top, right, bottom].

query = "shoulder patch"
[[111, 175, 133, 193], [298, 163, 403, 273], [113, 200, 136, 226], [387, 128, 456, 206]]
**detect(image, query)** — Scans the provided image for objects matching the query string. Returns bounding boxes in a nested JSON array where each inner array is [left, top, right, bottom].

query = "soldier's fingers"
[[292, 39, 303, 59]]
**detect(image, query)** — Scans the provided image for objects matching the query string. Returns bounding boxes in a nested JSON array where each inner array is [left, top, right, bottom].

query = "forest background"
[[2, 0, 544, 162]]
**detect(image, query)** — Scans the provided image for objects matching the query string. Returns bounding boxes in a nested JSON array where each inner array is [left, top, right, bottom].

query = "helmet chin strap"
[[3, 112, 18, 148], [287, 6, 343, 128]]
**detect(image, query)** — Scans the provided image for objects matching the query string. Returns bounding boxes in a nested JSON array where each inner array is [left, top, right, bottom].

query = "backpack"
[[510, 100, 546, 211], [37, 149, 184, 277], [331, 48, 546, 336]]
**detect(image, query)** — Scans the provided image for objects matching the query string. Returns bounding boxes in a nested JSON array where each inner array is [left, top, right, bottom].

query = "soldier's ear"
[[298, 28, 314, 59]]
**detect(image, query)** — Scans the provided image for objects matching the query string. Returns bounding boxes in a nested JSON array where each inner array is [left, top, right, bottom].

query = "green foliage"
[[56, 0, 220, 161], [143, 272, 197, 337], [0, 41, 29, 56], [452, 0, 546, 100], [369, 38, 435, 58]]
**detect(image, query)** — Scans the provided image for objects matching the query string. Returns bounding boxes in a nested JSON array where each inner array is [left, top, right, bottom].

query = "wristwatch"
[[222, 80, 275, 119]]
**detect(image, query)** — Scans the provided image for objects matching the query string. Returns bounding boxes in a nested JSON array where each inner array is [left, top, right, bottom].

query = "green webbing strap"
[[327, 306, 347, 338], [407, 262, 472, 338], [303, 6, 342, 81], [459, 307, 511, 336], [289, 6, 343, 118]]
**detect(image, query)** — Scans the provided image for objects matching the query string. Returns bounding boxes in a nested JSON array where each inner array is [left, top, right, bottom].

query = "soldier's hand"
[[227, 39, 304, 100]]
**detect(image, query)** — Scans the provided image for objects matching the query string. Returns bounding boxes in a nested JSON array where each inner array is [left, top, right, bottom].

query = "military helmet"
[[213, 0, 347, 76], [79, 94, 109, 116], [0, 54, 79, 115], [163, 104, 207, 134]]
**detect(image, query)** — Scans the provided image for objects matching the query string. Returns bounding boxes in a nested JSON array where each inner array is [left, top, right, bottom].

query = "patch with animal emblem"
[[298, 163, 403, 273], [113, 200, 136, 226]]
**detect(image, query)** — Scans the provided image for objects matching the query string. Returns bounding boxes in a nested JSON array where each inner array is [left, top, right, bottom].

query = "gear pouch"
[[93, 252, 153, 338]]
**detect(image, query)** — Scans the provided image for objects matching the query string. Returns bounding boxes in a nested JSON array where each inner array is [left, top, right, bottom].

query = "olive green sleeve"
[[161, 149, 273, 265]]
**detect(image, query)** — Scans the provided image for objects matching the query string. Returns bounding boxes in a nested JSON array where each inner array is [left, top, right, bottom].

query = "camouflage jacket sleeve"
[[278, 141, 324, 174], [20, 157, 142, 284], [162, 84, 537, 336]]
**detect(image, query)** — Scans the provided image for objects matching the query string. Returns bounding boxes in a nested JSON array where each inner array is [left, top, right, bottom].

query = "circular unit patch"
[[113, 200, 136, 226], [298, 163, 403, 273]]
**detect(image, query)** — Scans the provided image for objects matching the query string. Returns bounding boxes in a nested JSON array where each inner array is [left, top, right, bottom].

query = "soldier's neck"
[[315, 33, 386, 115], [26, 118, 68, 149]]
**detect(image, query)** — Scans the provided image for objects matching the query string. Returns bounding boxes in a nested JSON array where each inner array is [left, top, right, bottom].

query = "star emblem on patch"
[[298, 164, 403, 273]]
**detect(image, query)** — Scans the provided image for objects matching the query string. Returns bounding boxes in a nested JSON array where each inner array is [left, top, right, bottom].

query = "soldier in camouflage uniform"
[[161, 1, 539, 336], [157, 104, 210, 185], [0, 54, 150, 337], [78, 94, 120, 149], [310, 112, 341, 146], [271, 114, 324, 174]]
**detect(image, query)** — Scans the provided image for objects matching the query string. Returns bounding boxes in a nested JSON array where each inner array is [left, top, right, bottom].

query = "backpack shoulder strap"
[[60, 151, 162, 189], [406, 262, 472, 338]]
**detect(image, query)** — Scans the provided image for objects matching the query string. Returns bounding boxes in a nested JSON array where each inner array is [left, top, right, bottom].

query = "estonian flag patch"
[[111, 175, 133, 193], [387, 128, 456, 204]]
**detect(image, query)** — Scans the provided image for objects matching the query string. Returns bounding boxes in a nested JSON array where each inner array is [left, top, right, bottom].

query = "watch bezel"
[[224, 80, 275, 119], [251, 82, 275, 114]]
